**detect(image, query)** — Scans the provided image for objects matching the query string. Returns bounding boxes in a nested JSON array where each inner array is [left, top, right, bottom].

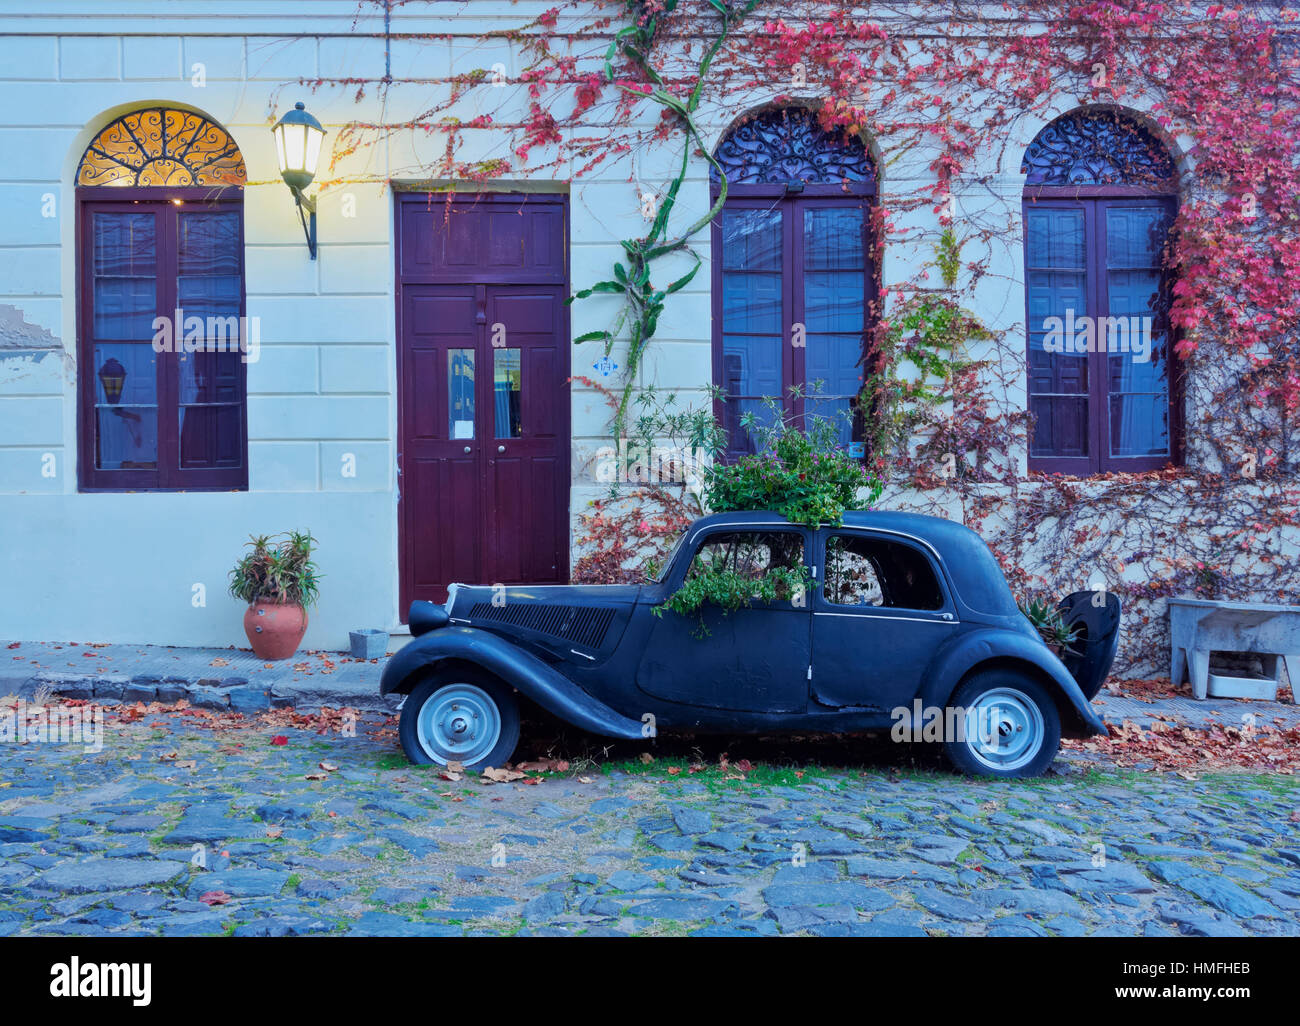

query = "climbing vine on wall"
[[320, 1, 1300, 673]]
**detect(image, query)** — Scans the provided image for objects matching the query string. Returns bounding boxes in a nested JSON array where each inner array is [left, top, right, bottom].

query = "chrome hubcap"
[[415, 684, 501, 767], [962, 687, 1044, 771]]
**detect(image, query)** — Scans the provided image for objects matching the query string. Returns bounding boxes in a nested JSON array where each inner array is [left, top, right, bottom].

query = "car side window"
[[689, 530, 804, 581], [824, 534, 944, 611]]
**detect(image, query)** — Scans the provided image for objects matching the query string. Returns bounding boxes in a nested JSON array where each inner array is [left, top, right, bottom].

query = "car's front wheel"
[[399, 672, 520, 770], [942, 669, 1061, 778]]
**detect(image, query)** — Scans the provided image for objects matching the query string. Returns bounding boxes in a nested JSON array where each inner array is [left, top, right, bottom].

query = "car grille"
[[467, 602, 617, 649]]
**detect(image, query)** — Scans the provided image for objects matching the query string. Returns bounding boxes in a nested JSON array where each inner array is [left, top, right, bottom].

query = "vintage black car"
[[380, 510, 1116, 778]]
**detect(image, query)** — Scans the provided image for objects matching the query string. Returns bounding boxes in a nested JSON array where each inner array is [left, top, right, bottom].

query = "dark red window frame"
[[709, 107, 879, 462], [1022, 185, 1180, 475], [710, 180, 878, 460], [77, 186, 248, 492]]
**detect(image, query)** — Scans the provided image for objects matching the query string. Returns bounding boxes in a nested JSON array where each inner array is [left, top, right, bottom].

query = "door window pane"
[[93, 212, 157, 340], [93, 343, 158, 470], [803, 210, 867, 449], [722, 271, 782, 333], [1106, 207, 1169, 267], [179, 350, 242, 468], [178, 211, 242, 333], [722, 209, 782, 270], [1026, 208, 1089, 458], [689, 531, 804, 581], [721, 335, 782, 397], [824, 534, 943, 610], [721, 207, 784, 460], [448, 349, 475, 439], [493, 348, 522, 438], [1106, 208, 1170, 458]]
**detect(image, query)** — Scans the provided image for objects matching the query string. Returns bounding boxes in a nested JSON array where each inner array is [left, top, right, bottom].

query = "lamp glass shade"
[[272, 102, 325, 191]]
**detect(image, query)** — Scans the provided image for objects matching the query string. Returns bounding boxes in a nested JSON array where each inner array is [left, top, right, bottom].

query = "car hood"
[[442, 582, 641, 659]]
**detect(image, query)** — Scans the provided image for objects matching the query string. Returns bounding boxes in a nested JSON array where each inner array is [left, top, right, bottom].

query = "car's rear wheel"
[[942, 669, 1061, 778], [399, 671, 520, 770]]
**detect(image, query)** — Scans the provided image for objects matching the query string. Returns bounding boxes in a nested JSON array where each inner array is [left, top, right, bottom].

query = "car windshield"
[[650, 532, 687, 583]]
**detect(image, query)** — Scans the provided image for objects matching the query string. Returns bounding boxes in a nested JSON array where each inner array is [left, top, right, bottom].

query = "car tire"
[[942, 669, 1061, 779], [399, 671, 521, 771]]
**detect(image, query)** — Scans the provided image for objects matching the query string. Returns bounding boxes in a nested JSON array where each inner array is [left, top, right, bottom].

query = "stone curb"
[[12, 669, 400, 714]]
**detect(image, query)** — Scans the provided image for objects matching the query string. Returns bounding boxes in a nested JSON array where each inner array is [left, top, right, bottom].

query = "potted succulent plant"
[[1018, 595, 1080, 657], [229, 531, 321, 661]]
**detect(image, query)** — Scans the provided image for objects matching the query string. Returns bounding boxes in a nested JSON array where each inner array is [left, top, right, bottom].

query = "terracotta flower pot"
[[243, 600, 308, 661]]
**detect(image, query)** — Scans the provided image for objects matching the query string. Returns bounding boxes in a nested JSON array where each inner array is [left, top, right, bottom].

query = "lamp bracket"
[[291, 187, 318, 260]]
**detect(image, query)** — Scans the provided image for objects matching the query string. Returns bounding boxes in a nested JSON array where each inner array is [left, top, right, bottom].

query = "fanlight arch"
[[1021, 108, 1176, 189], [711, 106, 875, 187], [76, 107, 246, 188]]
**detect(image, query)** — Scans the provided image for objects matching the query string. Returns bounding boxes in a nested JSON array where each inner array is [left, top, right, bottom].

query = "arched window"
[[711, 107, 876, 459], [1022, 108, 1178, 474], [77, 108, 247, 491]]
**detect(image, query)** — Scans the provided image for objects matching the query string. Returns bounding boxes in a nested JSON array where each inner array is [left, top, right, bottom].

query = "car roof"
[[686, 508, 980, 556]]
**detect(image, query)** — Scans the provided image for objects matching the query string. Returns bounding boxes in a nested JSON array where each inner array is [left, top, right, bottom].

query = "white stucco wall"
[[0, 1, 701, 647]]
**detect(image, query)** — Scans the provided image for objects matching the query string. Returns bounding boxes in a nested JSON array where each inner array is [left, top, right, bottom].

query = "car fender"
[[380, 626, 645, 740], [921, 628, 1109, 737]]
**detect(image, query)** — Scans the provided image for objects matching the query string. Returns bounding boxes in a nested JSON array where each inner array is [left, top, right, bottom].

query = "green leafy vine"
[[570, 0, 761, 440]]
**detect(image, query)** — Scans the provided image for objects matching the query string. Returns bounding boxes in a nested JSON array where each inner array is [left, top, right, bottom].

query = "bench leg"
[[1286, 655, 1300, 705], [1189, 649, 1210, 700], [1171, 646, 1187, 688]]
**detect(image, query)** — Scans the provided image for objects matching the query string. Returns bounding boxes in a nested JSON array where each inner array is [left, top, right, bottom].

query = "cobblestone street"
[[1, 706, 1297, 938]]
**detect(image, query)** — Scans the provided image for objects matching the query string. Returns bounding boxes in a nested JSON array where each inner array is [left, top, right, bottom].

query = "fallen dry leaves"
[[1065, 717, 1300, 773], [481, 766, 527, 783], [105, 699, 391, 742]]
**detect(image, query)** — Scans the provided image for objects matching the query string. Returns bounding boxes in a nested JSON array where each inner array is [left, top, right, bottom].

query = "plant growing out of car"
[[657, 393, 876, 635], [659, 557, 812, 637], [228, 531, 321, 607], [704, 388, 883, 528], [1018, 595, 1079, 654]]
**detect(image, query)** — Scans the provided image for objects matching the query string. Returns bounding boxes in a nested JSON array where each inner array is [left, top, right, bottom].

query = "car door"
[[811, 528, 958, 711], [636, 526, 811, 714]]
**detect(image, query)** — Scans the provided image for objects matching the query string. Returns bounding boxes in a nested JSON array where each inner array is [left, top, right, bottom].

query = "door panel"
[[811, 530, 957, 711], [397, 194, 570, 609], [638, 608, 810, 714], [636, 528, 811, 714], [483, 285, 565, 587], [401, 286, 485, 600]]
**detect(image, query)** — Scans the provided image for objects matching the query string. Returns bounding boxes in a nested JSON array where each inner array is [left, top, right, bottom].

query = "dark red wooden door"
[[396, 194, 569, 610]]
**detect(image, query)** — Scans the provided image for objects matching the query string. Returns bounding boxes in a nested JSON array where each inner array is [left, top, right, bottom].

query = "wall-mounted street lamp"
[[271, 101, 325, 260]]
